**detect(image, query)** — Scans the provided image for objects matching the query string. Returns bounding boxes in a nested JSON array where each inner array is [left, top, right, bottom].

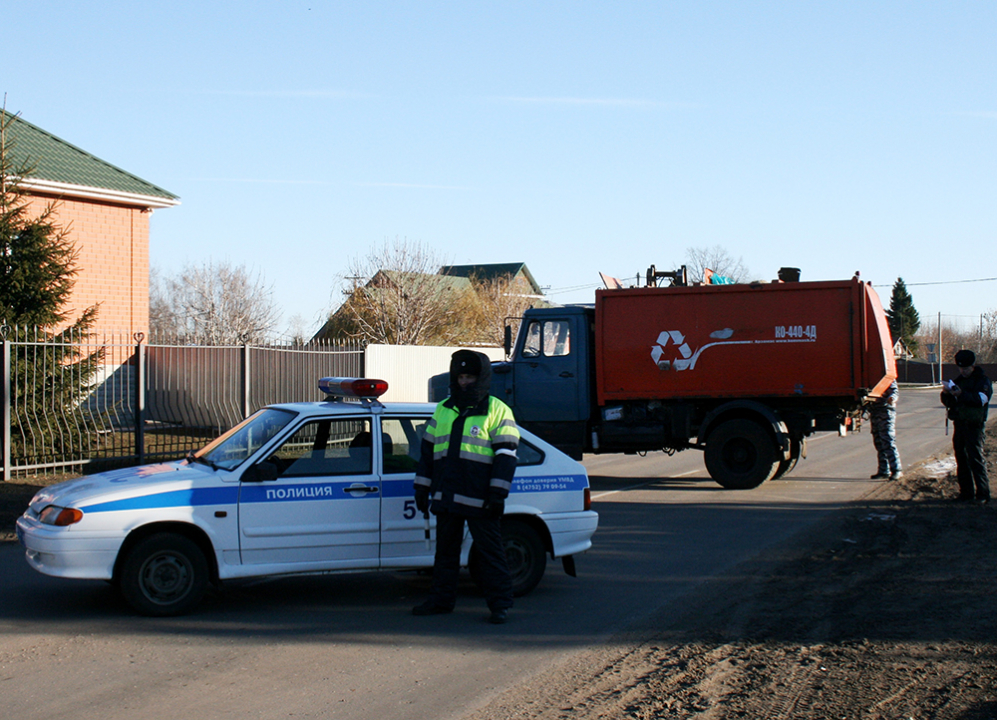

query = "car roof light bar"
[[318, 377, 389, 400]]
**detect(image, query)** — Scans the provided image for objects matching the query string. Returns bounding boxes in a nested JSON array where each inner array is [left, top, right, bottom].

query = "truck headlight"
[[38, 505, 84, 526]]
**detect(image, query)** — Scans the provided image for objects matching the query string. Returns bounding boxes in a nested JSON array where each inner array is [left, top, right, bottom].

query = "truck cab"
[[430, 307, 595, 460], [490, 307, 594, 460]]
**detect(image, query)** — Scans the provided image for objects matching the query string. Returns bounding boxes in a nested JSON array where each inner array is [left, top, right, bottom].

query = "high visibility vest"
[[414, 396, 519, 515]]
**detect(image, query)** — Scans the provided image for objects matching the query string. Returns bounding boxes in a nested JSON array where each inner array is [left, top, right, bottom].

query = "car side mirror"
[[503, 325, 512, 356], [242, 461, 279, 483]]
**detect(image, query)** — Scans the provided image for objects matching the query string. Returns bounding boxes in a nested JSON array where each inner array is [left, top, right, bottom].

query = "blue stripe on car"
[[81, 487, 239, 513], [381, 474, 587, 498], [79, 473, 589, 513]]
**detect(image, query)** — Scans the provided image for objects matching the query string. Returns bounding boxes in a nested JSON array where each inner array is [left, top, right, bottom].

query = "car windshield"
[[192, 408, 297, 471]]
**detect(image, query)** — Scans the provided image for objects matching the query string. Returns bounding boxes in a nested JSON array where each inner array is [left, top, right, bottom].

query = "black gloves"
[[414, 487, 430, 514], [485, 498, 505, 519]]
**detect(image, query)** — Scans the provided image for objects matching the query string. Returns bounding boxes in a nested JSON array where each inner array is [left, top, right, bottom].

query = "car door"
[[377, 415, 436, 565], [238, 416, 381, 568]]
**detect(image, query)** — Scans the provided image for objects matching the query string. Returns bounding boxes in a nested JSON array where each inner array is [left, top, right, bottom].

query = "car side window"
[[516, 439, 544, 466], [380, 417, 429, 474], [264, 419, 372, 478]]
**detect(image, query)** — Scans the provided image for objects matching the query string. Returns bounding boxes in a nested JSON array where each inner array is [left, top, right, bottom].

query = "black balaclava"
[[449, 349, 492, 409]]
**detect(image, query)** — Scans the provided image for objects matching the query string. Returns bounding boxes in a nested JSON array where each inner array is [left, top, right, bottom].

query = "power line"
[[545, 283, 601, 295], [876, 276, 997, 288]]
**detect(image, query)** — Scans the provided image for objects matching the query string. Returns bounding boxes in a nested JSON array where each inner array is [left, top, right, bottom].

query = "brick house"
[[4, 111, 179, 337]]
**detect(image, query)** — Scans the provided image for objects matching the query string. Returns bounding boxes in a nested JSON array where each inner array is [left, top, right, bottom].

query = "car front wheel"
[[119, 533, 209, 616]]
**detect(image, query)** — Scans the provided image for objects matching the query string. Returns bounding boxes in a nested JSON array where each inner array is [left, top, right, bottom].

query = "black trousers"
[[953, 420, 989, 501], [428, 509, 513, 611]]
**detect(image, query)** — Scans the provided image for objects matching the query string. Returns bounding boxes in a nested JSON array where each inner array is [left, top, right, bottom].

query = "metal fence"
[[1, 326, 363, 480]]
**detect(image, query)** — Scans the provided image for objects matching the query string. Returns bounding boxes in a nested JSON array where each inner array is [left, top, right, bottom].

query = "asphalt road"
[[0, 386, 954, 720]]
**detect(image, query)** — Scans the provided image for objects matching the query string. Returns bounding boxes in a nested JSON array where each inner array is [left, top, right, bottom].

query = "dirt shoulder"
[[471, 424, 997, 720]]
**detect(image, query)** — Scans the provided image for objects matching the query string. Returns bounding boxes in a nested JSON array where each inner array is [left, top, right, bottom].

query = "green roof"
[[3, 110, 178, 205], [377, 269, 472, 294], [439, 263, 542, 294]]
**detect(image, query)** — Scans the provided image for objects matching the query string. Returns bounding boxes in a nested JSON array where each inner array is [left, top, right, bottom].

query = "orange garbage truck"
[[435, 268, 897, 489]]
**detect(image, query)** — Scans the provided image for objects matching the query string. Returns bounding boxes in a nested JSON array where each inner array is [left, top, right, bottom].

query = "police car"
[[16, 378, 599, 616]]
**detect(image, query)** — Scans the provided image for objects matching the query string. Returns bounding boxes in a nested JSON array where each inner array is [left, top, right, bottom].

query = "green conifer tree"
[[886, 277, 920, 356], [1, 108, 102, 468]]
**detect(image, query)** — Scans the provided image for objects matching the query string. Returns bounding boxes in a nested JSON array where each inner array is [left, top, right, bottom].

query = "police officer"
[[940, 349, 992, 504], [412, 350, 520, 623]]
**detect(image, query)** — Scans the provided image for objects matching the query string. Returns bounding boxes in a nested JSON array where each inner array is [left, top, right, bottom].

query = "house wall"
[[24, 194, 151, 337]]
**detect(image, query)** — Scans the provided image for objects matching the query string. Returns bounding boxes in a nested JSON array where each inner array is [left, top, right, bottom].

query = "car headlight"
[[37, 505, 84, 526]]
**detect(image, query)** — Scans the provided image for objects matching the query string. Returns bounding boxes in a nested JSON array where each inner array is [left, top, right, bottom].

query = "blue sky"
[[6, 2, 996, 338]]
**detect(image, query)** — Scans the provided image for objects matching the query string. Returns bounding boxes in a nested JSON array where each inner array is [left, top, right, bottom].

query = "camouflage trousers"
[[870, 406, 901, 475]]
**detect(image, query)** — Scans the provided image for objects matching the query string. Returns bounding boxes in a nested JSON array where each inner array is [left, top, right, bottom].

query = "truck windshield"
[[191, 408, 297, 471]]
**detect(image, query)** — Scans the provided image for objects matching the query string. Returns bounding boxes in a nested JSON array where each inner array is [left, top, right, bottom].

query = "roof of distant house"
[[375, 269, 473, 294], [439, 263, 542, 295], [3, 110, 179, 209]]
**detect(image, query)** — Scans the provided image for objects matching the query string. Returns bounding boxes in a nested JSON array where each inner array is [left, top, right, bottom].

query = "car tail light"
[[584, 487, 591, 512]]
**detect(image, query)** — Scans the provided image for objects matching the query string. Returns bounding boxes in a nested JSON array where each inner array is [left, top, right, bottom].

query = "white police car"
[[16, 378, 599, 616]]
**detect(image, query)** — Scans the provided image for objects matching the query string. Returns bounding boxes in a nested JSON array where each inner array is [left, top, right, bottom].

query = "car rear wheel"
[[470, 519, 547, 597], [119, 533, 209, 616]]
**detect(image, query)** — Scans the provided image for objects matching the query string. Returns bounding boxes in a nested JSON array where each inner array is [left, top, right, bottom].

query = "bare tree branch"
[[684, 246, 751, 284], [324, 238, 477, 345], [151, 261, 281, 344]]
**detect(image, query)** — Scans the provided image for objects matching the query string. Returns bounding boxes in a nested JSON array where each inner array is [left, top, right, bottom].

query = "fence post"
[[242, 343, 251, 419], [134, 333, 146, 465], [1, 326, 10, 482]]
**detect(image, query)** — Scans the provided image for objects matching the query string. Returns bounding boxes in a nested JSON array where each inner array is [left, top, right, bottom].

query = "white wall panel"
[[365, 345, 504, 402]]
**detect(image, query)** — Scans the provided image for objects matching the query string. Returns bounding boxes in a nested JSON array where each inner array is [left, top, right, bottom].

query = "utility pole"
[[937, 312, 942, 384]]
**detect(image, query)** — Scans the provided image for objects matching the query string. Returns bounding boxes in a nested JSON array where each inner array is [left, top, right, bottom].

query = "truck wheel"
[[773, 455, 799, 480], [705, 419, 779, 489], [119, 533, 209, 616], [470, 520, 547, 597], [773, 438, 803, 480]]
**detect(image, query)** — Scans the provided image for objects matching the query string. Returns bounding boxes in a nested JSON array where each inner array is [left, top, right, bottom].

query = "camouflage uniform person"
[[870, 380, 902, 480]]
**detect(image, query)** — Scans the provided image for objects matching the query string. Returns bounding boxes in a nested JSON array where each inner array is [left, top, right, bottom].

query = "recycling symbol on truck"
[[651, 328, 737, 372], [651, 331, 694, 371]]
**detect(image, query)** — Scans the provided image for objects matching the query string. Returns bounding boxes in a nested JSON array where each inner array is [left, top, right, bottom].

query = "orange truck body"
[[595, 278, 896, 405]]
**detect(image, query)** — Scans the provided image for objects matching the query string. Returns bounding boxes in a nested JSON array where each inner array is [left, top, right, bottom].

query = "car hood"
[[28, 461, 220, 512]]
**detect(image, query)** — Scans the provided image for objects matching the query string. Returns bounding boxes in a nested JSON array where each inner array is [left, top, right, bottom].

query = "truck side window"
[[522, 320, 571, 358], [545, 321, 571, 357], [522, 321, 542, 358]]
